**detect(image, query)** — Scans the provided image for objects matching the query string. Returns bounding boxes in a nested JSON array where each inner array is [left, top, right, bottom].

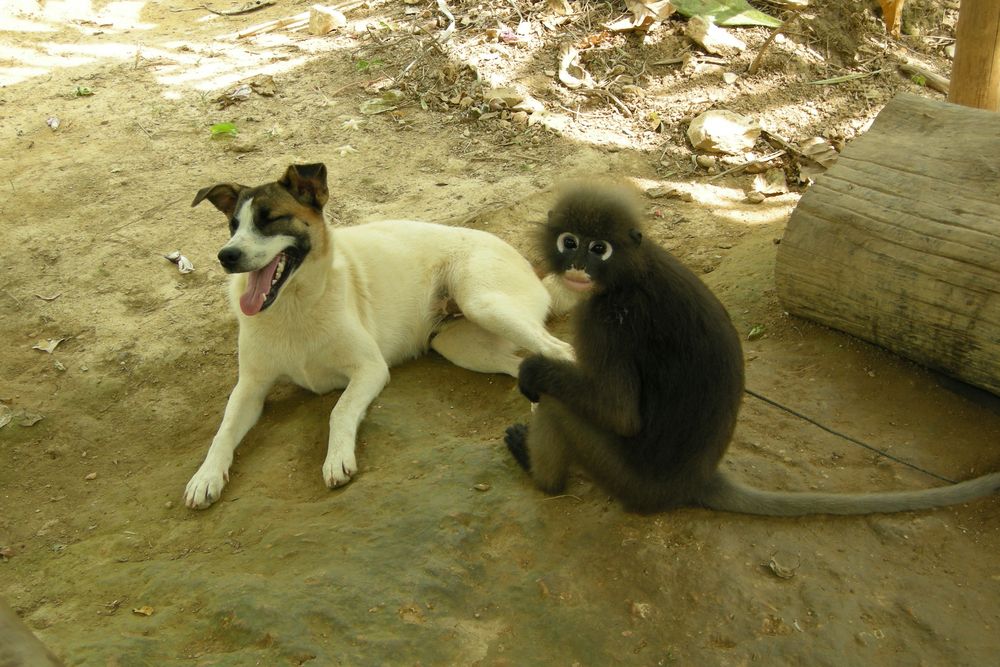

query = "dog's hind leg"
[[184, 377, 274, 509], [431, 318, 524, 377], [449, 253, 575, 363], [459, 292, 575, 363]]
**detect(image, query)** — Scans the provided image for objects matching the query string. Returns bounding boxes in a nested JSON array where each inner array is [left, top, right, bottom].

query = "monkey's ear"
[[629, 229, 643, 245]]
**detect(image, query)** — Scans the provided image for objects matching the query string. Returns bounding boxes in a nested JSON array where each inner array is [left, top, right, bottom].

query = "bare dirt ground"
[[2, 0, 998, 664]]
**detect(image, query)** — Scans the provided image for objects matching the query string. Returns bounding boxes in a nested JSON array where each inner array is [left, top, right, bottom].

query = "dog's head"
[[192, 163, 329, 316]]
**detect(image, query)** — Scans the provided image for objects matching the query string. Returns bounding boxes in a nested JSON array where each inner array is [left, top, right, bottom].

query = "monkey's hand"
[[517, 355, 548, 402]]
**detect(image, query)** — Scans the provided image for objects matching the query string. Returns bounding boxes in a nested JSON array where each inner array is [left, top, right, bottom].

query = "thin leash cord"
[[744, 388, 957, 484]]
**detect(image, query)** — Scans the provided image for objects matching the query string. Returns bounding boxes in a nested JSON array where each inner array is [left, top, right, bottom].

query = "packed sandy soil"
[[1, 0, 998, 664]]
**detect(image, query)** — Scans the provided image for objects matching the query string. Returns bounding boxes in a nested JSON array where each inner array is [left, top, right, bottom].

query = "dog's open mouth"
[[239, 249, 301, 316]]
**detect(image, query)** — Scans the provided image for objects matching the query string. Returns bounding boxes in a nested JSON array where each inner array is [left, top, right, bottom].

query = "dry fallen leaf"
[[558, 44, 594, 89], [607, 0, 674, 32], [799, 136, 839, 168], [132, 606, 155, 616], [164, 251, 194, 274], [0, 405, 12, 430], [32, 338, 64, 354], [19, 411, 44, 427], [765, 552, 799, 579], [35, 293, 62, 301]]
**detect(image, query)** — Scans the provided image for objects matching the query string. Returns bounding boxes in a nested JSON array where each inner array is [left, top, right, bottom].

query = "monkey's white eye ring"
[[589, 240, 613, 260], [557, 232, 579, 253]]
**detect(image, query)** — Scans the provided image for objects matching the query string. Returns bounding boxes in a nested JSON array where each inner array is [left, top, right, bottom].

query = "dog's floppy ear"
[[278, 163, 329, 210], [191, 183, 246, 218]]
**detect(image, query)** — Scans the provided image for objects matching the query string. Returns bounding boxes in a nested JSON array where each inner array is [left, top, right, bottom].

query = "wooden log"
[[948, 0, 1000, 111], [775, 92, 1000, 395]]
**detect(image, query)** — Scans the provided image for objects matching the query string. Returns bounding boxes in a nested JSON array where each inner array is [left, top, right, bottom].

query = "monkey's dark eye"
[[556, 232, 579, 253], [589, 240, 613, 261]]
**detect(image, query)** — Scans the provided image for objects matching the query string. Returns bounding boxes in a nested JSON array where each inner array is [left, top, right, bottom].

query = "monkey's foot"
[[504, 423, 531, 471]]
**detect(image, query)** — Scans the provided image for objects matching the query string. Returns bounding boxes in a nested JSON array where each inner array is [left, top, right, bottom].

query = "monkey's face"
[[542, 183, 645, 293], [549, 230, 615, 292]]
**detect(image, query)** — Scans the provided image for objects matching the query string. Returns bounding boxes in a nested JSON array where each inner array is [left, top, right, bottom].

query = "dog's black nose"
[[218, 246, 242, 268]]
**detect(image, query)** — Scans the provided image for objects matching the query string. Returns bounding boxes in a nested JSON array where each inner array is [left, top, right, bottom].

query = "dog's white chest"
[[284, 360, 349, 394], [239, 321, 353, 394]]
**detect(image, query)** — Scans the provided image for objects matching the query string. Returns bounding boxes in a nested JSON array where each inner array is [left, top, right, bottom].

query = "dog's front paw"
[[547, 338, 576, 363], [323, 450, 358, 488], [184, 465, 229, 509]]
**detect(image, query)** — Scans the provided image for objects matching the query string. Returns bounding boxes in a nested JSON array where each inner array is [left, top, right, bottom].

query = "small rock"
[[620, 85, 645, 98], [85, 472, 97, 481], [687, 110, 761, 154], [309, 5, 347, 35], [754, 168, 788, 195], [695, 154, 717, 170], [511, 111, 529, 126], [644, 185, 672, 198], [686, 15, 746, 56], [473, 483, 491, 492], [722, 72, 738, 85], [512, 94, 544, 114], [164, 500, 174, 510], [746, 191, 766, 204], [483, 87, 523, 108]]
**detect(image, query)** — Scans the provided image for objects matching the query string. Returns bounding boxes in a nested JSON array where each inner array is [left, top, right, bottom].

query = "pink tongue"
[[239, 255, 281, 316]]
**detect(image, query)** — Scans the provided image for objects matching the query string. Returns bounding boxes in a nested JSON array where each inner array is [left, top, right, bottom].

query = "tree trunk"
[[775, 93, 1000, 396], [948, 0, 1000, 111]]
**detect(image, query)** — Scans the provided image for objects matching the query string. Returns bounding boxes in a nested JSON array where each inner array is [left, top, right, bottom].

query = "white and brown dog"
[[184, 163, 575, 509]]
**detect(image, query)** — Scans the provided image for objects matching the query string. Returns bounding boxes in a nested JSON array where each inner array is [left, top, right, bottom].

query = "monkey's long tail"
[[697, 470, 1000, 516]]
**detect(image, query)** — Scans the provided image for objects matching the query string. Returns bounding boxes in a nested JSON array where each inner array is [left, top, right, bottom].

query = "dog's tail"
[[542, 273, 583, 317]]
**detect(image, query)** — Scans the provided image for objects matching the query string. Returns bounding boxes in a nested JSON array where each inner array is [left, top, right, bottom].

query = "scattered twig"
[[169, 0, 273, 14], [505, 0, 524, 23], [134, 121, 153, 138], [543, 494, 583, 502], [747, 10, 804, 76], [761, 130, 802, 156], [708, 150, 786, 181], [580, 88, 632, 117], [898, 61, 949, 95], [237, 12, 310, 38], [327, 80, 366, 97], [807, 69, 884, 85], [3, 290, 21, 306], [650, 56, 685, 66]]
